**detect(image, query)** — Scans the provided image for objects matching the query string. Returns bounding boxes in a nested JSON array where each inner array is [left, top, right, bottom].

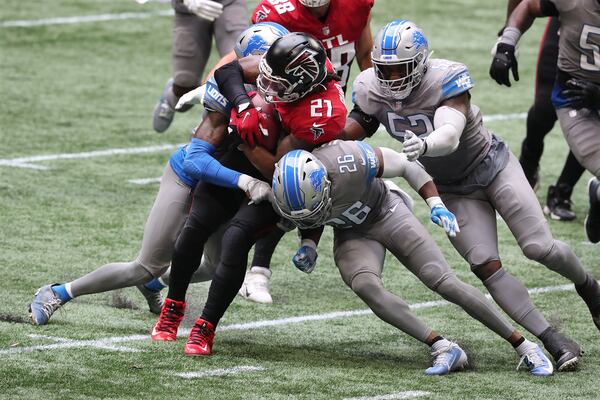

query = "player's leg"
[[442, 188, 580, 370], [151, 182, 242, 341], [29, 163, 192, 324], [544, 151, 585, 221], [213, 0, 248, 57], [153, 11, 212, 133], [185, 201, 280, 356], [333, 230, 467, 376], [556, 107, 600, 243], [519, 17, 559, 189]]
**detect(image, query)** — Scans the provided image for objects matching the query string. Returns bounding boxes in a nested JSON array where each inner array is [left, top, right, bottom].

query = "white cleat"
[[517, 342, 554, 377], [424, 339, 468, 376], [238, 266, 273, 304]]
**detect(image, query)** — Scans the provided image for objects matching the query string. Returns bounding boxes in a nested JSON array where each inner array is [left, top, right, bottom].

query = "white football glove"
[[183, 0, 223, 21], [403, 130, 426, 161], [237, 174, 272, 204], [175, 84, 206, 110]]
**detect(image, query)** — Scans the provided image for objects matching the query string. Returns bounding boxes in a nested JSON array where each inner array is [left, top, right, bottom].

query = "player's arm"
[[354, 15, 373, 71], [341, 104, 379, 140], [183, 112, 271, 203], [403, 93, 468, 161], [374, 146, 459, 237]]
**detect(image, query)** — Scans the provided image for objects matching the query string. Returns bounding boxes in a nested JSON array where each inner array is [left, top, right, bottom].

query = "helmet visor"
[[373, 59, 417, 95]]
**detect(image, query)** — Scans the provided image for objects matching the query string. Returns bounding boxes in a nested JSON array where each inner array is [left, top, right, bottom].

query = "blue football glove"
[[430, 205, 460, 237], [292, 245, 318, 274]]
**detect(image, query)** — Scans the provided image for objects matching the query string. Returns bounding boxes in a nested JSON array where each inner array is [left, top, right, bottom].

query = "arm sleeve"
[[213, 60, 251, 111], [422, 106, 466, 157], [183, 138, 242, 188], [379, 147, 432, 191], [348, 104, 380, 137]]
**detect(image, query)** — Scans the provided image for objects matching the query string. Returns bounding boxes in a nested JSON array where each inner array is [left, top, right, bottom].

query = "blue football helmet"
[[272, 150, 332, 229], [234, 22, 290, 58], [371, 20, 430, 100]]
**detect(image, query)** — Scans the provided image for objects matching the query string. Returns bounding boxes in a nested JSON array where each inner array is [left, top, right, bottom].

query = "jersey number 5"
[[580, 25, 600, 72]]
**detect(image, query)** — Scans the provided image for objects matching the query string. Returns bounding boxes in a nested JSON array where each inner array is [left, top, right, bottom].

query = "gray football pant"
[[556, 107, 600, 179], [333, 191, 515, 344], [442, 152, 588, 336], [70, 163, 220, 297], [171, 0, 247, 90]]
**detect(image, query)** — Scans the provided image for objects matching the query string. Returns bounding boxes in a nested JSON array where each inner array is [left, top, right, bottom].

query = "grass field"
[[1, 1, 599, 399]]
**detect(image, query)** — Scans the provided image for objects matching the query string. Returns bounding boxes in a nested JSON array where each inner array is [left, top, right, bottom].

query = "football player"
[[490, 0, 600, 244], [344, 20, 599, 371], [271, 141, 554, 376], [497, 1, 585, 221], [150, 32, 348, 356], [28, 23, 289, 325], [152, 0, 248, 133]]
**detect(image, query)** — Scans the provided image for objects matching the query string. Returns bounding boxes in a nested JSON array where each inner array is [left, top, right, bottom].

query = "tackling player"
[[150, 32, 348, 356], [490, 0, 600, 244], [28, 23, 288, 325], [344, 19, 598, 371], [271, 141, 554, 376]]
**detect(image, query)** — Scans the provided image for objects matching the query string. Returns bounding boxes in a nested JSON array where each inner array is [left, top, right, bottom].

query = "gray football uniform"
[[351, 59, 590, 337], [309, 140, 515, 343], [171, 0, 248, 89], [548, 0, 600, 178]]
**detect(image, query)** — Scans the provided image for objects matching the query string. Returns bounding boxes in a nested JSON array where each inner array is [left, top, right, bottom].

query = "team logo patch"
[[310, 122, 325, 140], [255, 6, 270, 22], [285, 48, 320, 84], [308, 168, 326, 193]]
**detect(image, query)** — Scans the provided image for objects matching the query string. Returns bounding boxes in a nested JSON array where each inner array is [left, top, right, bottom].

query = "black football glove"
[[563, 79, 600, 110], [490, 42, 519, 87]]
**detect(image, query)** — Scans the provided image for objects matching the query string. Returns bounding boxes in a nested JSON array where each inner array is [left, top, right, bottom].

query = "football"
[[249, 90, 282, 152]]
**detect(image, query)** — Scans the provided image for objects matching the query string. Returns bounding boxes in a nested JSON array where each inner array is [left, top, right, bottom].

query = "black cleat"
[[544, 184, 576, 221], [539, 327, 582, 371], [584, 178, 600, 243], [575, 273, 600, 332]]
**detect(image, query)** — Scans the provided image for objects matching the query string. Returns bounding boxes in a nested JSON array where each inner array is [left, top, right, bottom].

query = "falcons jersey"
[[313, 140, 387, 229], [277, 78, 347, 145], [546, 0, 600, 84], [252, 0, 373, 90], [352, 59, 495, 185]]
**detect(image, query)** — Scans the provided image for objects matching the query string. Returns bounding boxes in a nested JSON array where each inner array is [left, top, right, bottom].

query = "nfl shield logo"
[[322, 26, 330, 35]]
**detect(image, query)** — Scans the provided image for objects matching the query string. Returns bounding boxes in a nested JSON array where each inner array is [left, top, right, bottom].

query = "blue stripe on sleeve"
[[441, 69, 474, 100]]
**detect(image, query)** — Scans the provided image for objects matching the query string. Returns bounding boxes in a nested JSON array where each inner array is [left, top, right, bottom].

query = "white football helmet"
[[272, 150, 332, 229], [371, 20, 430, 100], [298, 0, 330, 7]]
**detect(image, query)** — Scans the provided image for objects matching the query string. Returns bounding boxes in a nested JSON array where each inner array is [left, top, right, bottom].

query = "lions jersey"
[[277, 78, 347, 145], [313, 140, 386, 229], [352, 59, 504, 187], [252, 0, 373, 90]]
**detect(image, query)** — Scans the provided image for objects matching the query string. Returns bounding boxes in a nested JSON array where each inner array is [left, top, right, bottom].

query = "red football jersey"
[[252, 0, 373, 89], [276, 79, 347, 145]]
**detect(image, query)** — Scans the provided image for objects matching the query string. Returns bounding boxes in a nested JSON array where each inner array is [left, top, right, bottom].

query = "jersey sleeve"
[[351, 70, 379, 116], [539, 0, 560, 16], [441, 62, 474, 101], [348, 104, 380, 137], [314, 140, 379, 187]]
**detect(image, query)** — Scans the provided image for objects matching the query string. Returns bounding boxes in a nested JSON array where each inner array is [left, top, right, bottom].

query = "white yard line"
[[176, 365, 265, 379], [344, 391, 431, 400], [129, 177, 162, 185], [0, 283, 576, 356], [0, 10, 173, 28]]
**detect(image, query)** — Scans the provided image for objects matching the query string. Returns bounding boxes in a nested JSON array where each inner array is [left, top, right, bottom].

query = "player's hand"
[[292, 245, 318, 274], [237, 175, 272, 204], [403, 130, 426, 161], [490, 42, 519, 87], [563, 79, 600, 110], [430, 205, 460, 237], [175, 84, 206, 110], [229, 106, 261, 147], [183, 0, 223, 21]]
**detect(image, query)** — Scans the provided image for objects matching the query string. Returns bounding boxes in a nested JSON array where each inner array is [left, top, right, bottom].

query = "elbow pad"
[[183, 138, 241, 188], [424, 106, 467, 156]]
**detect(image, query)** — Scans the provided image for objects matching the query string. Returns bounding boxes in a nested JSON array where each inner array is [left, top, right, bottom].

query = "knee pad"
[[521, 240, 553, 262], [418, 262, 452, 290], [173, 71, 200, 90], [350, 271, 384, 300]]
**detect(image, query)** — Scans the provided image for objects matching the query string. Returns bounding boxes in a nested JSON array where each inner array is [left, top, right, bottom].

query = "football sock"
[[511, 336, 525, 349], [483, 268, 550, 337], [144, 278, 166, 293], [515, 338, 536, 356], [52, 283, 73, 302]]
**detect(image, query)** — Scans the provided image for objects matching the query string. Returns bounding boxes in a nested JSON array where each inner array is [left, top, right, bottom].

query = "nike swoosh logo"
[[389, 204, 398, 213], [312, 122, 326, 128]]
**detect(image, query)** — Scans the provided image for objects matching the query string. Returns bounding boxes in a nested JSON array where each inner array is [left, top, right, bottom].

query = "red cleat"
[[184, 318, 215, 356], [151, 298, 186, 341]]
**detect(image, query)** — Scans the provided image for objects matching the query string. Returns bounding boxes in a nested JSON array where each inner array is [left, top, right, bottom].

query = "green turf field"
[[1, 1, 598, 399]]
